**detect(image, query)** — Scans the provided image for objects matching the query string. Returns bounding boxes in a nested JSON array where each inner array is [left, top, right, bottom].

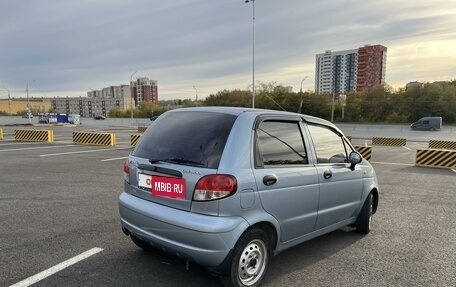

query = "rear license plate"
[[138, 174, 186, 199]]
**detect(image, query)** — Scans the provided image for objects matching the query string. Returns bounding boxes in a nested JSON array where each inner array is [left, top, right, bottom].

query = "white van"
[[410, 117, 442, 131]]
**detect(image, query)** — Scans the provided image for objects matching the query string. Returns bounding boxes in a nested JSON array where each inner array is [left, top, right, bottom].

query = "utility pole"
[[245, 0, 255, 108], [130, 71, 138, 124], [3, 87, 11, 115], [298, 76, 308, 114], [193, 85, 198, 101]]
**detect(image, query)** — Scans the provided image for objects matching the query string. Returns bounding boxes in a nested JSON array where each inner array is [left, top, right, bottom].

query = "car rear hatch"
[[126, 109, 238, 211]]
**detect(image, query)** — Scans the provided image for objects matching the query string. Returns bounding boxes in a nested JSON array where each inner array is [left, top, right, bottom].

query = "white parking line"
[[40, 147, 129, 157], [9, 247, 103, 287], [101, 156, 129, 162], [451, 169, 456, 173], [402, 146, 412, 151], [0, 145, 75, 152]]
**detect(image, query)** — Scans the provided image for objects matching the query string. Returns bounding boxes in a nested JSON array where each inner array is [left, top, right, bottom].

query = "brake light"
[[193, 174, 237, 201], [123, 160, 130, 183]]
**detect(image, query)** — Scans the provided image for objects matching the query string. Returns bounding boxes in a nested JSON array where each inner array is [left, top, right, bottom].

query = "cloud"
[[0, 0, 455, 100]]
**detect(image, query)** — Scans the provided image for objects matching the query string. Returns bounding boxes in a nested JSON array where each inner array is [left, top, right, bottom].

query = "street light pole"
[[193, 85, 198, 101], [26, 80, 35, 123], [3, 87, 11, 115], [298, 76, 308, 114], [130, 71, 138, 124], [245, 0, 255, 108]]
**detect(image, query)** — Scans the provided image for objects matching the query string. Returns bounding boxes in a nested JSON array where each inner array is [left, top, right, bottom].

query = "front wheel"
[[221, 228, 271, 287], [356, 193, 373, 234]]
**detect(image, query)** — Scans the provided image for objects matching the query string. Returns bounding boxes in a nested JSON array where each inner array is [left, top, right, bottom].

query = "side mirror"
[[349, 152, 362, 171]]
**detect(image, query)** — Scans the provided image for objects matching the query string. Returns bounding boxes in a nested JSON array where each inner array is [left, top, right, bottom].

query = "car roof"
[[166, 106, 340, 132]]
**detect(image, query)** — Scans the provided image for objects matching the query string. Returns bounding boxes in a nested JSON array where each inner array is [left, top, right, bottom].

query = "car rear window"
[[133, 111, 237, 169]]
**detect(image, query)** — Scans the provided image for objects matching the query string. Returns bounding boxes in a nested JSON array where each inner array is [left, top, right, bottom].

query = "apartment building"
[[35, 77, 159, 117], [51, 84, 132, 117], [315, 49, 358, 94], [315, 44, 387, 95], [357, 45, 387, 91], [130, 77, 158, 106]]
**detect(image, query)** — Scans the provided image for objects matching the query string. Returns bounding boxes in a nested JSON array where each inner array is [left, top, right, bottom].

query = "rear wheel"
[[221, 228, 271, 287], [356, 193, 373, 234]]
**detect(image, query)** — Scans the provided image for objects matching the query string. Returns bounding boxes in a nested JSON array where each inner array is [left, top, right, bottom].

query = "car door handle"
[[323, 169, 332, 179], [263, 175, 277, 186]]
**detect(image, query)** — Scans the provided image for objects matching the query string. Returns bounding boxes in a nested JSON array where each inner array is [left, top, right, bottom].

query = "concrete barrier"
[[131, 134, 142, 147], [415, 149, 456, 169], [355, 146, 372, 161], [14, 129, 54, 142], [372, 137, 406, 146], [428, 140, 456, 150], [73, 131, 116, 146]]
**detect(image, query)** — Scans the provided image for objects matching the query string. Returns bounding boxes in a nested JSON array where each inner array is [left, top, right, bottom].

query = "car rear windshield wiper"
[[149, 157, 205, 166]]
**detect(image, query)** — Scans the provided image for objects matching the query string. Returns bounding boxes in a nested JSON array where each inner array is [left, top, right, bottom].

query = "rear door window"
[[255, 120, 308, 167], [133, 111, 237, 169]]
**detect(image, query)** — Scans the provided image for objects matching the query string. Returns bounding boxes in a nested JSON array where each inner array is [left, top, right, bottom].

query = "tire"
[[356, 193, 373, 234], [221, 228, 271, 287], [130, 234, 155, 252]]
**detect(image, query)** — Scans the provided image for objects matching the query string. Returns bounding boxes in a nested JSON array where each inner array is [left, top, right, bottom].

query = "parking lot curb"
[[415, 149, 456, 169], [428, 140, 456, 150], [372, 137, 406, 146], [14, 129, 54, 142], [355, 146, 372, 161], [130, 134, 142, 147], [73, 131, 116, 146]]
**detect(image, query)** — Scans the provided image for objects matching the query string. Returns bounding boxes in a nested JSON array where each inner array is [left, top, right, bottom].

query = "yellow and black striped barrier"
[[428, 140, 456, 150], [0, 128, 3, 140], [73, 131, 116, 146], [131, 134, 142, 147], [372, 137, 406, 146], [346, 136, 352, 142], [138, 126, 147, 133], [415, 149, 456, 169], [14, 129, 54, 142], [355, 146, 372, 161]]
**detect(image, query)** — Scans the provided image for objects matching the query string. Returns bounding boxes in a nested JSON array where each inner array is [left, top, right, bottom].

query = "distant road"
[[337, 123, 456, 142], [1, 116, 455, 142]]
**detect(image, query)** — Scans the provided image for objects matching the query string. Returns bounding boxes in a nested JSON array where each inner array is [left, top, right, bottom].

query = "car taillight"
[[123, 160, 130, 183], [193, 174, 237, 201]]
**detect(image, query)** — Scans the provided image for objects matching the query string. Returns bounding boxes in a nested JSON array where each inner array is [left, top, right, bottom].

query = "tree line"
[[109, 80, 456, 124]]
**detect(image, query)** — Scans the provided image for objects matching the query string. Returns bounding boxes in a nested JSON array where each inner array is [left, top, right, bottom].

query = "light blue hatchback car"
[[119, 107, 379, 287]]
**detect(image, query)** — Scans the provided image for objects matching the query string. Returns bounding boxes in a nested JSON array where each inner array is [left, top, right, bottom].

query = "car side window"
[[308, 124, 348, 164], [255, 121, 308, 167]]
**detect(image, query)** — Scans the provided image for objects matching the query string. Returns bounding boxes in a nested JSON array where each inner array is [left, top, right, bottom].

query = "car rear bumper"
[[119, 192, 249, 267]]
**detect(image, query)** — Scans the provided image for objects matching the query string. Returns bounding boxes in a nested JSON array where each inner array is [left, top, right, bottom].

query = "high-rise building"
[[356, 45, 387, 91], [315, 44, 387, 95], [130, 77, 158, 106], [315, 49, 358, 95]]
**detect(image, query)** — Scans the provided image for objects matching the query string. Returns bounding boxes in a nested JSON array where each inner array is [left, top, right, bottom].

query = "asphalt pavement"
[[1, 117, 455, 287]]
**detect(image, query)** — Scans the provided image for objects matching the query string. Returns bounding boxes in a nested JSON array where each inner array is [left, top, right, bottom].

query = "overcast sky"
[[0, 0, 455, 100]]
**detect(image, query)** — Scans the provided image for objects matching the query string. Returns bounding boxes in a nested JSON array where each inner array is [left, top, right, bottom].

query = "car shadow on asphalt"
[[83, 245, 223, 287], [263, 227, 364, 285]]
